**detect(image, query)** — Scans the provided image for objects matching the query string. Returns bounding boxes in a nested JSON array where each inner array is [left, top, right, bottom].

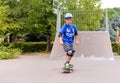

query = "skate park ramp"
[[50, 31, 114, 60]]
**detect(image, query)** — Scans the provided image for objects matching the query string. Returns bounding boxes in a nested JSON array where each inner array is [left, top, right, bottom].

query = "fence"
[[56, 10, 109, 32]]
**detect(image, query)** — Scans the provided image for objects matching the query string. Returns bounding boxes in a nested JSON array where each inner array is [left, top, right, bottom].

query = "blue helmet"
[[64, 13, 73, 19]]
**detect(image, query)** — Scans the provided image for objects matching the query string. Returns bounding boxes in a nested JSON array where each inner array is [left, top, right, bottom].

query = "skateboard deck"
[[62, 67, 73, 73]]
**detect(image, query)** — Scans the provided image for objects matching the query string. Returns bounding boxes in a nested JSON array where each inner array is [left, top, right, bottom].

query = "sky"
[[101, 0, 120, 8]]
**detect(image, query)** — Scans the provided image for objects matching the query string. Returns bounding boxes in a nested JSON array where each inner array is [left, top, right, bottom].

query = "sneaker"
[[69, 63, 74, 68], [64, 63, 74, 68], [64, 63, 70, 68]]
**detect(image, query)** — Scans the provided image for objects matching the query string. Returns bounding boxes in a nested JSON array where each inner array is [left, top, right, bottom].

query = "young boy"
[[59, 13, 79, 68]]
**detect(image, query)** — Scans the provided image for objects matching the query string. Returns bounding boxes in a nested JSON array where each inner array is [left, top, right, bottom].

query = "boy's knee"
[[66, 50, 75, 57]]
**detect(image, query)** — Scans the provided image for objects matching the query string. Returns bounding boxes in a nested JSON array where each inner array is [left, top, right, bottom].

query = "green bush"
[[2, 42, 120, 57], [9, 42, 53, 53], [111, 42, 120, 55], [0, 46, 21, 59]]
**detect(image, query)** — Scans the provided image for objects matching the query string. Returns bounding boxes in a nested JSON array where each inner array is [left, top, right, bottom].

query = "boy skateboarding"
[[59, 13, 79, 72]]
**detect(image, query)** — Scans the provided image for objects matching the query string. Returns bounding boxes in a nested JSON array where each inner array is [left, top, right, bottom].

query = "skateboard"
[[62, 66, 73, 73]]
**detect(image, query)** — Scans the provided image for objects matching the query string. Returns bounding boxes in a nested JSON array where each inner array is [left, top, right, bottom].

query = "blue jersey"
[[59, 24, 78, 44]]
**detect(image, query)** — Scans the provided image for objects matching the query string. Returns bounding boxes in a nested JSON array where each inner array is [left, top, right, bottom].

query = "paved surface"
[[0, 55, 120, 83]]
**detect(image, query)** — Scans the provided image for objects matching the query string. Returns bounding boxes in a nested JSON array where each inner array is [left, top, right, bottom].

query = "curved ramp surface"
[[50, 31, 114, 60]]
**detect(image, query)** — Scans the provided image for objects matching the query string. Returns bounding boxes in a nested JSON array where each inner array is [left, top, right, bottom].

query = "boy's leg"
[[63, 44, 75, 68], [64, 43, 72, 62], [66, 55, 72, 63]]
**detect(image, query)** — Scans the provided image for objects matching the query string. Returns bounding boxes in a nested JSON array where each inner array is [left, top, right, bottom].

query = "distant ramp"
[[50, 31, 114, 60]]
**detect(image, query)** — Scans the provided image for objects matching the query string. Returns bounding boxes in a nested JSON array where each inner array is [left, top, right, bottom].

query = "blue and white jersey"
[[59, 24, 78, 44]]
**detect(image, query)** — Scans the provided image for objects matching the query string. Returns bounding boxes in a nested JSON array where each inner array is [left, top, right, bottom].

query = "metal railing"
[[56, 10, 109, 32]]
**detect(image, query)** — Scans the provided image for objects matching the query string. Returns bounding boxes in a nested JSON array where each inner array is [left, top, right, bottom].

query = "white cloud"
[[101, 0, 120, 8]]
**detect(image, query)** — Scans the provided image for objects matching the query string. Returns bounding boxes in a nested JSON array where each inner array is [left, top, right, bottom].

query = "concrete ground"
[[0, 55, 120, 83]]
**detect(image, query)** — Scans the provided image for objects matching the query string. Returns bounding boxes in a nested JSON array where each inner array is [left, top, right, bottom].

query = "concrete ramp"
[[50, 31, 114, 60]]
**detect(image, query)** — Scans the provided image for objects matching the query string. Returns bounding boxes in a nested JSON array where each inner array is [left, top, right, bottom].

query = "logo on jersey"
[[66, 28, 75, 37], [67, 28, 70, 32]]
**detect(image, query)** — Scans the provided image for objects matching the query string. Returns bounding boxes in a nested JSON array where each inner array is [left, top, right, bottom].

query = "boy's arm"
[[74, 29, 79, 45], [58, 25, 65, 45], [58, 33, 63, 45], [74, 26, 79, 45], [75, 35, 79, 45], [59, 36, 63, 45]]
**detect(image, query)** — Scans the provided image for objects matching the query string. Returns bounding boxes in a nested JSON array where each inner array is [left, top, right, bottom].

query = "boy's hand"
[[75, 41, 79, 45], [60, 40, 64, 45]]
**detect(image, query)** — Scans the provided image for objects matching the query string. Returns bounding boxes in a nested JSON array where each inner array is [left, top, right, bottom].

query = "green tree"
[[108, 8, 120, 41], [26, 0, 55, 51], [0, 0, 21, 41], [0, 5, 8, 36], [54, 0, 103, 31], [8, 0, 55, 51], [108, 7, 120, 21], [0, 0, 56, 51], [54, 0, 101, 10]]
